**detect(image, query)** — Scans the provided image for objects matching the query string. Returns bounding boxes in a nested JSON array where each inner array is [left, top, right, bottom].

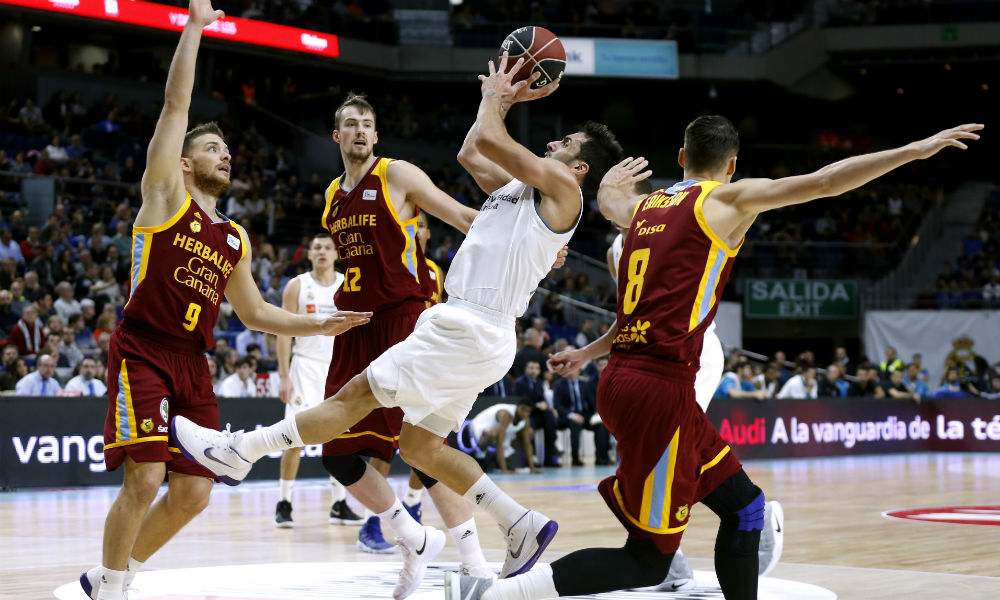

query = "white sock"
[[404, 485, 423, 506], [377, 498, 424, 546], [482, 563, 558, 600], [449, 518, 488, 568], [331, 477, 347, 502], [279, 479, 294, 502], [236, 418, 303, 462], [125, 557, 143, 587], [96, 567, 126, 600], [463, 474, 528, 531]]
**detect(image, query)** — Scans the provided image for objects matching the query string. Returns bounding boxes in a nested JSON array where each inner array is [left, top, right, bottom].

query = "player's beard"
[[193, 166, 231, 197], [343, 142, 372, 165]]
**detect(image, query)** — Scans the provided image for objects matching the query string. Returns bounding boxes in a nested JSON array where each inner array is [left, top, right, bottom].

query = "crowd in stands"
[[826, 0, 1000, 27], [924, 190, 1000, 309], [711, 344, 1000, 402]]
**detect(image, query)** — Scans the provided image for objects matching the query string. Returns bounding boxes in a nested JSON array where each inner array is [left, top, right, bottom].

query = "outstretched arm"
[[387, 160, 477, 234], [597, 156, 651, 229], [707, 124, 984, 243], [548, 320, 618, 376], [225, 226, 371, 337], [140, 0, 224, 218]]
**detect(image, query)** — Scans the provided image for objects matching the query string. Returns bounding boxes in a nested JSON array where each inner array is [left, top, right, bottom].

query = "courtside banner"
[[0, 396, 335, 488], [706, 397, 1000, 459], [1, 0, 339, 58]]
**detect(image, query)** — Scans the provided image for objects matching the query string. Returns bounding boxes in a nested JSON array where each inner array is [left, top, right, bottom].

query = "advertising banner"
[[1, 0, 339, 58], [563, 37, 678, 79], [706, 396, 1000, 459]]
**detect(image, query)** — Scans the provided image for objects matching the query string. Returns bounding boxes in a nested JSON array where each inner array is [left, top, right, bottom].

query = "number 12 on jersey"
[[343, 267, 361, 292], [623, 248, 650, 315]]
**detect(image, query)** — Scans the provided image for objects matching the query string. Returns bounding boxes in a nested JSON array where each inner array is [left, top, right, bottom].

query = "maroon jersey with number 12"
[[613, 180, 741, 368], [322, 157, 432, 312], [123, 194, 246, 351]]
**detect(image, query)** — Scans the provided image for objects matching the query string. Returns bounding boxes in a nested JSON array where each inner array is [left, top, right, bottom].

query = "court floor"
[[4, 452, 1000, 599]]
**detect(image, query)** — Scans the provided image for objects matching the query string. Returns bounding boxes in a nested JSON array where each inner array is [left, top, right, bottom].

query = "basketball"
[[500, 26, 566, 89]]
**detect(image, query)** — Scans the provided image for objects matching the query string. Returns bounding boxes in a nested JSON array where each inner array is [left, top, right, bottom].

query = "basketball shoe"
[[329, 499, 365, 525], [499, 510, 558, 578], [171, 417, 251, 485], [357, 516, 396, 554], [274, 500, 293, 528], [444, 571, 494, 600], [403, 501, 422, 524], [758, 500, 784, 576], [393, 526, 446, 599]]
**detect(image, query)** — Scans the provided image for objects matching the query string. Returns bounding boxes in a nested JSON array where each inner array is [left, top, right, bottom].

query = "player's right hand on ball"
[[320, 311, 372, 336]]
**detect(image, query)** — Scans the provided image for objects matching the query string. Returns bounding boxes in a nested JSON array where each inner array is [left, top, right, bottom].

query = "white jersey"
[[611, 233, 624, 280], [446, 178, 581, 317], [291, 271, 344, 362], [470, 403, 526, 458]]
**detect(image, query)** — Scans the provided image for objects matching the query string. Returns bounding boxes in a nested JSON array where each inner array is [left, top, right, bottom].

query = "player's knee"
[[397, 439, 428, 472], [122, 476, 161, 507], [322, 454, 367, 487], [412, 468, 437, 489], [623, 537, 672, 586], [168, 486, 211, 515]]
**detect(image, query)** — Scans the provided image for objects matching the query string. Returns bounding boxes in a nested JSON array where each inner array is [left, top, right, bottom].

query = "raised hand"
[[601, 156, 652, 194], [188, 0, 225, 28], [479, 52, 561, 107], [319, 311, 373, 336], [908, 124, 984, 160]]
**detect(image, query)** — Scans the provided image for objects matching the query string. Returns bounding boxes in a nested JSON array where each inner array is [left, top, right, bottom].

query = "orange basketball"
[[500, 26, 566, 89]]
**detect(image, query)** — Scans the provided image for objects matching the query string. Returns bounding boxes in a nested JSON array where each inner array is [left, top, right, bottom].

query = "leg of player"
[[172, 373, 381, 481], [327, 475, 364, 525], [354, 457, 395, 552], [414, 468, 492, 579], [700, 470, 764, 600], [275, 447, 300, 528], [398, 424, 557, 579], [82, 459, 166, 600]]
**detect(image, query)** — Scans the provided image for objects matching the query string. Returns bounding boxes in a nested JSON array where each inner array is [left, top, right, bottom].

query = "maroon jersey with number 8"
[[122, 195, 246, 352], [613, 180, 741, 368]]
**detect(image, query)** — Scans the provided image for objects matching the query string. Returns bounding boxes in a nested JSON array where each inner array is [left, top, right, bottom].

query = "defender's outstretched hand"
[[188, 0, 225, 28], [319, 311, 373, 336], [909, 124, 984, 159], [548, 348, 588, 377]]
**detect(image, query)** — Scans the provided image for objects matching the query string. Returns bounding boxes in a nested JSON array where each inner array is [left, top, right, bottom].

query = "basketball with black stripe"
[[500, 26, 566, 89]]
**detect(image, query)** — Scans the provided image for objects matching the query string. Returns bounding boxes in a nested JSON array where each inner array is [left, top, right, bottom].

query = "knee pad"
[[322, 454, 367, 487], [412, 468, 438, 490], [735, 491, 765, 532]]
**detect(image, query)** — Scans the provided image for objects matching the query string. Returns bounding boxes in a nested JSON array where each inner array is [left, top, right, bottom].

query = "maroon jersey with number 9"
[[322, 157, 432, 313], [613, 180, 741, 367], [122, 195, 247, 351]]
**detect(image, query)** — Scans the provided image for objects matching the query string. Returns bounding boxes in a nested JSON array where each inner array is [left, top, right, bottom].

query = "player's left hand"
[[479, 53, 560, 107], [601, 156, 652, 194], [550, 245, 568, 270], [319, 311, 372, 336]]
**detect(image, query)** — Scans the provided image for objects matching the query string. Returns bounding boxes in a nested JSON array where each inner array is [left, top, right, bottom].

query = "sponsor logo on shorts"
[[160, 398, 169, 423], [158, 426, 169, 433], [141, 418, 154, 434], [675, 504, 689, 522]]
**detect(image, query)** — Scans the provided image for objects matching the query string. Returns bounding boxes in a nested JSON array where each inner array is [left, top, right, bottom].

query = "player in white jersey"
[[173, 53, 626, 584], [467, 400, 537, 474], [603, 171, 785, 590], [273, 233, 362, 528]]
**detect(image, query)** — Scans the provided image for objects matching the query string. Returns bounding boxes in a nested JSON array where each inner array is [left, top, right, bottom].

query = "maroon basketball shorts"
[[596, 354, 742, 554], [323, 301, 426, 461], [103, 327, 218, 478]]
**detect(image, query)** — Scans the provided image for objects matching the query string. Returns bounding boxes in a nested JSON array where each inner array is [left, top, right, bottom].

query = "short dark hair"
[[335, 92, 376, 129], [245, 343, 261, 354], [632, 178, 654, 196], [311, 232, 334, 244], [683, 115, 739, 174], [182, 122, 225, 157], [576, 121, 624, 194], [235, 356, 254, 369]]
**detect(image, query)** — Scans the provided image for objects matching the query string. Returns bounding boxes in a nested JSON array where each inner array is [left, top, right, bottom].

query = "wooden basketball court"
[[4, 452, 999, 599]]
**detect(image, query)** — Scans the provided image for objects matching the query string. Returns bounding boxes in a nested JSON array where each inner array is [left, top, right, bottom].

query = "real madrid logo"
[[675, 504, 689, 522], [141, 418, 154, 434], [190, 220, 202, 233], [306, 291, 314, 300]]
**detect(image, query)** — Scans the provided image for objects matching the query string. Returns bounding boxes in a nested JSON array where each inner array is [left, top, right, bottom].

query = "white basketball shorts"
[[284, 354, 330, 419], [694, 325, 724, 413], [366, 299, 517, 438]]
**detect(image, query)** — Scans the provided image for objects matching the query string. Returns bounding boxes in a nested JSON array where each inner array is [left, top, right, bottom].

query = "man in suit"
[[554, 353, 611, 466], [514, 360, 558, 467], [482, 374, 514, 398]]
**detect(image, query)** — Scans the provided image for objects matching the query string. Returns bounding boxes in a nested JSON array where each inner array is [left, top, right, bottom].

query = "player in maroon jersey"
[[79, 2, 370, 599], [482, 116, 982, 600]]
